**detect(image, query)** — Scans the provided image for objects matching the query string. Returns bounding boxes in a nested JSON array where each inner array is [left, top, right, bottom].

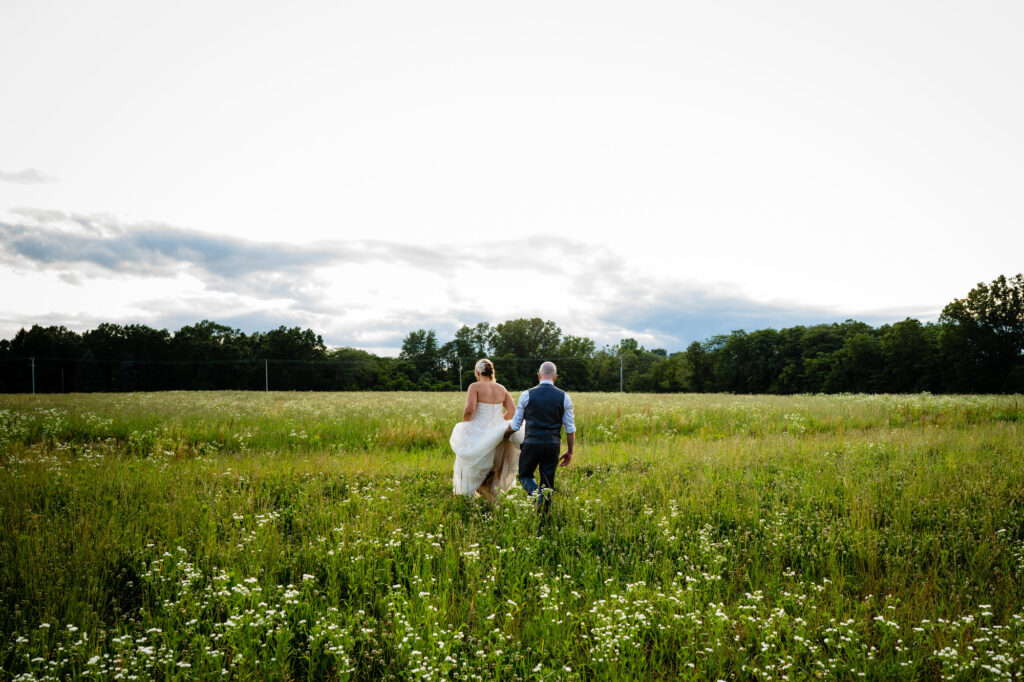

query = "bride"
[[450, 358, 524, 498]]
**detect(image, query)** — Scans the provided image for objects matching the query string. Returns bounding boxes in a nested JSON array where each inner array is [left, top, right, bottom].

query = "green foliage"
[[327, 347, 380, 390], [454, 322, 494, 359], [3, 276, 1024, 394], [941, 273, 1024, 392], [1, 392, 1023, 679], [878, 319, 941, 392], [558, 335, 595, 359], [491, 318, 561, 358], [253, 326, 326, 361], [399, 329, 444, 385]]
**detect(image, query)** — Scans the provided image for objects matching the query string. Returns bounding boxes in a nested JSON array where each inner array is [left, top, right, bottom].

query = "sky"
[[1, 0, 1022, 355]]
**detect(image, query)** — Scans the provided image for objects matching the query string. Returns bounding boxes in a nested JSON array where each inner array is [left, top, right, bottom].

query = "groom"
[[503, 361, 575, 511]]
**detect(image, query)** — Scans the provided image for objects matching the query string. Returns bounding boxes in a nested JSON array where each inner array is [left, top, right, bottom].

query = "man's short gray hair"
[[538, 361, 557, 378]]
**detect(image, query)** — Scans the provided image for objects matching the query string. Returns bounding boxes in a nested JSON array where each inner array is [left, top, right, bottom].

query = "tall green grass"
[[1, 392, 1022, 680]]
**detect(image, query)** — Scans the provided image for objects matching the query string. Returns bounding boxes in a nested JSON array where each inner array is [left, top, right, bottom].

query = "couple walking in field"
[[450, 360, 575, 511]]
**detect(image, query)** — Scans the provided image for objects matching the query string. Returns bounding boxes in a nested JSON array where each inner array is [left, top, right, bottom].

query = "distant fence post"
[[264, 359, 269, 391], [619, 355, 623, 392], [31, 357, 36, 394]]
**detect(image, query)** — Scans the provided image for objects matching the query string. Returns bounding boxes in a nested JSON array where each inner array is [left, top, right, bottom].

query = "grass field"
[[1, 391, 1023, 680]]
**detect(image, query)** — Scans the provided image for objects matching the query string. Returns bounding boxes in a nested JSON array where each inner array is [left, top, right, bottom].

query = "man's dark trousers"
[[518, 381, 567, 511], [519, 442, 559, 510]]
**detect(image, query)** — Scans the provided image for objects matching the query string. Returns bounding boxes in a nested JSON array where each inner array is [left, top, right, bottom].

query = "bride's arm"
[[502, 388, 516, 420], [462, 384, 478, 422]]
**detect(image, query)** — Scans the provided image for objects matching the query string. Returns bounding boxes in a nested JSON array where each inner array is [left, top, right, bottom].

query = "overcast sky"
[[2, 1, 1022, 354]]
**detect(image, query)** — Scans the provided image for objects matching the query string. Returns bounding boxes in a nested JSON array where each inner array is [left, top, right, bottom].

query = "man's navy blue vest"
[[523, 382, 566, 445]]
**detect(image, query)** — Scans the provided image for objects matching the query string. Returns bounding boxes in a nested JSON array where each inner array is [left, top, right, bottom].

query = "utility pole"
[[61, 368, 65, 393], [264, 359, 269, 391], [619, 355, 623, 393], [31, 357, 36, 394], [458, 358, 463, 391]]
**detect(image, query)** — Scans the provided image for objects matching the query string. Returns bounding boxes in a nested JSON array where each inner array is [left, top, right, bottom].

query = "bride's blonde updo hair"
[[474, 358, 495, 379]]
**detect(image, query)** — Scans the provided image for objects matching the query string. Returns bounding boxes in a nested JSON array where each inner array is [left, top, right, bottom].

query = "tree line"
[[2, 274, 1021, 394]]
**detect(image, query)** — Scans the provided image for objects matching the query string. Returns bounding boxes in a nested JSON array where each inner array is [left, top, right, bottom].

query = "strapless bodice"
[[470, 402, 506, 422]]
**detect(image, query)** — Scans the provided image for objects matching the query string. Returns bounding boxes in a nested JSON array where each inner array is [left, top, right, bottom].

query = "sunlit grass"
[[1, 392, 1022, 679]]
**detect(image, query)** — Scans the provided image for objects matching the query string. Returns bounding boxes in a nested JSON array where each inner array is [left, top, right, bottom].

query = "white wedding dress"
[[451, 402, 525, 496]]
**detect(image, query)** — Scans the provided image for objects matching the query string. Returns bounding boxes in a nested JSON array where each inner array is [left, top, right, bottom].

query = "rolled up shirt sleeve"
[[563, 393, 576, 434], [509, 390, 529, 431]]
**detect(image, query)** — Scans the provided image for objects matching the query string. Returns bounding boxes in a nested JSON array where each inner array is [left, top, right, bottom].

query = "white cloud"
[[0, 207, 937, 352], [0, 168, 56, 184]]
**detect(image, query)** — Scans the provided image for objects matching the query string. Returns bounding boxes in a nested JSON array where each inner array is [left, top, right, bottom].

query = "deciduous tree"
[[940, 274, 1024, 392]]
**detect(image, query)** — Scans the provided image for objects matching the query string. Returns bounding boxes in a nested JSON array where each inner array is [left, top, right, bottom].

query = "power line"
[[1, 352, 657, 393]]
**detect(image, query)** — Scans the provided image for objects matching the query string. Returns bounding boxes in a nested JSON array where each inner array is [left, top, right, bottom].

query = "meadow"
[[1, 391, 1022, 681]]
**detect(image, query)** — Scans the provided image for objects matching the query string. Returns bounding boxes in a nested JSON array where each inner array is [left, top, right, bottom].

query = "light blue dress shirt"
[[509, 379, 576, 434]]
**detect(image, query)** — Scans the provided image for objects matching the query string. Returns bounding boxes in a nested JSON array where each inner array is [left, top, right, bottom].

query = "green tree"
[[713, 330, 758, 393], [449, 327, 477, 361], [711, 329, 784, 393], [821, 330, 884, 393], [589, 347, 621, 391], [558, 335, 596, 359], [252, 326, 327, 390], [454, 323, 494, 359], [878, 319, 940, 392], [171, 321, 251, 390], [617, 338, 663, 389], [439, 340, 472, 388], [554, 334, 596, 391], [940, 274, 1024, 392], [173, 320, 248, 358], [444, 324, 494, 388], [797, 322, 869, 392], [254, 326, 326, 361], [8, 324, 83, 358], [491, 318, 561, 358], [4, 325, 85, 392], [683, 339, 717, 392], [377, 357, 417, 390], [769, 327, 808, 394], [80, 324, 176, 391], [399, 329, 447, 388], [629, 352, 692, 392], [328, 347, 381, 390], [489, 319, 562, 389]]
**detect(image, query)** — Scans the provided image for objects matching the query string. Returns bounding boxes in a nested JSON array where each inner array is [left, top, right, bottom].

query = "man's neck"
[[539, 379, 554, 385]]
